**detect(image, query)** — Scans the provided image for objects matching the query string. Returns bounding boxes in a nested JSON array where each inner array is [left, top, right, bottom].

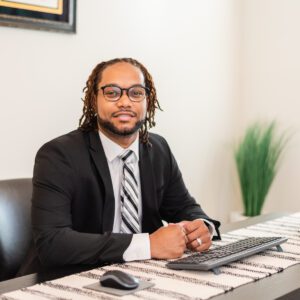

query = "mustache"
[[112, 110, 137, 117]]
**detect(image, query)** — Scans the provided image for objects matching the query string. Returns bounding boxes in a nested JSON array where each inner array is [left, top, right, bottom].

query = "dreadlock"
[[78, 58, 162, 145]]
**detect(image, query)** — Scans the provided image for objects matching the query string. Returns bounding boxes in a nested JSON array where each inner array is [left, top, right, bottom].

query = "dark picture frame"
[[0, 0, 76, 33]]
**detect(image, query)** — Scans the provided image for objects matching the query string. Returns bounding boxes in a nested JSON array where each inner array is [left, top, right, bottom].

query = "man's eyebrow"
[[101, 82, 119, 86], [100, 83, 146, 88]]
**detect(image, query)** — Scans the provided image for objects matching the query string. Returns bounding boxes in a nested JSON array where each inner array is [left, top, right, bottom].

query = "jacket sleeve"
[[31, 141, 132, 268], [158, 137, 221, 239]]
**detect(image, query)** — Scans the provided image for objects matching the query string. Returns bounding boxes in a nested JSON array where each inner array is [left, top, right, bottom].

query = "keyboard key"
[[166, 237, 288, 272]]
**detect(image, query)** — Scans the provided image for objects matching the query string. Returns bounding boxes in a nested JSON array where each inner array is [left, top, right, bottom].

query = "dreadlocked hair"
[[78, 57, 162, 145]]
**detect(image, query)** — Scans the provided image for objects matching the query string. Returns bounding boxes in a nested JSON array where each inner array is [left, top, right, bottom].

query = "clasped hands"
[[149, 219, 212, 259]]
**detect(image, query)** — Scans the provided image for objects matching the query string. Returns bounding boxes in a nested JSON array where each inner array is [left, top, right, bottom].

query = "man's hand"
[[180, 219, 212, 252], [149, 224, 186, 259]]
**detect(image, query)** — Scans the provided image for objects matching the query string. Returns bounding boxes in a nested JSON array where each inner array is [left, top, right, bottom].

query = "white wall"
[[0, 0, 240, 222], [234, 0, 300, 214], [3, 0, 299, 222]]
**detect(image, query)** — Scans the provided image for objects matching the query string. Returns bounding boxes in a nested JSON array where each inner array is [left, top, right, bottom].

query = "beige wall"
[[3, 0, 299, 223], [235, 0, 300, 214], [0, 0, 240, 223]]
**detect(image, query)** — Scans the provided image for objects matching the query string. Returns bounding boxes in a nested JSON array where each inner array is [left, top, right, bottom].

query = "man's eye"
[[105, 90, 119, 97], [130, 89, 145, 97], [132, 91, 142, 96]]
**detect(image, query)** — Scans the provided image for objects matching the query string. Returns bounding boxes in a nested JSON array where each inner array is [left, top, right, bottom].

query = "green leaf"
[[234, 122, 288, 217]]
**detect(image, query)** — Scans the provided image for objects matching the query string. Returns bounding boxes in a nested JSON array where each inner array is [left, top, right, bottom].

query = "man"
[[21, 58, 220, 275]]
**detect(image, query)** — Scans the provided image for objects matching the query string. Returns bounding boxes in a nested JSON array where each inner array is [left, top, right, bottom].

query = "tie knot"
[[120, 150, 134, 163]]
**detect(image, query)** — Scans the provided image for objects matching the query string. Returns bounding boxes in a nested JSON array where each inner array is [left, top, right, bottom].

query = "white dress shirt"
[[98, 131, 150, 261], [98, 131, 216, 261]]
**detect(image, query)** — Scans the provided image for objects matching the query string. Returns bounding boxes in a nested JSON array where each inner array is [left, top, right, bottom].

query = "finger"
[[173, 223, 188, 244], [187, 236, 209, 250], [176, 222, 187, 235], [177, 220, 189, 227], [178, 225, 188, 244], [183, 219, 205, 234], [188, 239, 212, 252], [187, 233, 211, 250], [184, 233, 188, 244], [186, 225, 209, 244], [177, 230, 188, 252], [182, 220, 200, 233], [172, 224, 188, 240], [194, 239, 212, 252]]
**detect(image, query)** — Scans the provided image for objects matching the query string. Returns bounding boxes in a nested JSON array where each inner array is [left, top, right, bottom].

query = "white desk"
[[1, 213, 299, 300]]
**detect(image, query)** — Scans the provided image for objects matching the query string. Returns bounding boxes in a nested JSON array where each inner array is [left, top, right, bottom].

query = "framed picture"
[[0, 0, 76, 33]]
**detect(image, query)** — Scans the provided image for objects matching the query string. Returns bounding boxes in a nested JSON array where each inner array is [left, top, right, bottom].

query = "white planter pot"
[[229, 211, 249, 223]]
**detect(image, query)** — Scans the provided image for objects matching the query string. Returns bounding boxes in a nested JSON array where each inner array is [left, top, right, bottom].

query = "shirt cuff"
[[199, 218, 217, 240], [123, 233, 151, 261]]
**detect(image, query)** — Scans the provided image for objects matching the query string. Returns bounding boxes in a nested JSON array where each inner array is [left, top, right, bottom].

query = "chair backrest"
[[0, 178, 32, 281]]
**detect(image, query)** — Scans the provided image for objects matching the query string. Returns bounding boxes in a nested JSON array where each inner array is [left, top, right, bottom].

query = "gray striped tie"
[[120, 150, 140, 233]]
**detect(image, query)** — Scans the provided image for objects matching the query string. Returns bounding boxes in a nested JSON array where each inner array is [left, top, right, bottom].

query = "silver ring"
[[196, 238, 202, 246]]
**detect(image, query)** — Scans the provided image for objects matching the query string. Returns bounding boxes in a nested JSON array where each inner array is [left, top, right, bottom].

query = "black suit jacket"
[[21, 129, 220, 274]]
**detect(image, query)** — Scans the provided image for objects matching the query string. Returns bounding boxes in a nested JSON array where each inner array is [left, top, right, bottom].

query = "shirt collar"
[[98, 130, 139, 163]]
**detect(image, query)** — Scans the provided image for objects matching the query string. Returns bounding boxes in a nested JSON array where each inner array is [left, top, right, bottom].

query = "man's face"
[[96, 62, 147, 138]]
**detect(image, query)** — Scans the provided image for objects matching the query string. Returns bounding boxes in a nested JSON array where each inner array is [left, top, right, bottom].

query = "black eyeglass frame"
[[98, 84, 150, 102]]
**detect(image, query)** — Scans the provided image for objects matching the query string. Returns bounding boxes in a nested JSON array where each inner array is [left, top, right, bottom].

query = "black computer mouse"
[[100, 270, 140, 290]]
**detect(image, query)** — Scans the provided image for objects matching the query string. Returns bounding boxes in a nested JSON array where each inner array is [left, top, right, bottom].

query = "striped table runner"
[[1, 213, 300, 300]]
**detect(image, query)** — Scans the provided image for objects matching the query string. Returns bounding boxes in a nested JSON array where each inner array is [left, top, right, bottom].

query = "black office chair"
[[0, 178, 32, 281]]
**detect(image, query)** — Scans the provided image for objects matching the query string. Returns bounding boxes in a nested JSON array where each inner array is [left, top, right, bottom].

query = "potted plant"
[[234, 122, 287, 217]]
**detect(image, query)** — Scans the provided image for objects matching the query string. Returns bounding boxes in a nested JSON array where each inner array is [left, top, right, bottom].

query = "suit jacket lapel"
[[88, 131, 115, 232], [139, 141, 160, 233]]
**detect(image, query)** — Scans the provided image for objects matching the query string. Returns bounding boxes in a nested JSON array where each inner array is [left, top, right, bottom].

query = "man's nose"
[[117, 90, 131, 106]]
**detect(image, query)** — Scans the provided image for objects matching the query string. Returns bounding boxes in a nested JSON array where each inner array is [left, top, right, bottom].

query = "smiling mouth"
[[112, 111, 137, 118]]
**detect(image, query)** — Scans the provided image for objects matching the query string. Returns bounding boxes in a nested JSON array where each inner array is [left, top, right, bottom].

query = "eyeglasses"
[[98, 84, 149, 102]]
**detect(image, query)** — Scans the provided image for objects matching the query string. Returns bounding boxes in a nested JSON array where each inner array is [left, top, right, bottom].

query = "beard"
[[97, 115, 145, 137]]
